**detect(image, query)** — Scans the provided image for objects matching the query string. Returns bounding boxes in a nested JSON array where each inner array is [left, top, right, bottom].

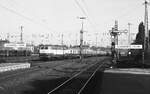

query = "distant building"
[[0, 39, 9, 47]]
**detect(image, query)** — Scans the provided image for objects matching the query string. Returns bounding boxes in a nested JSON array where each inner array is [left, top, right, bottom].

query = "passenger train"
[[39, 44, 109, 59]]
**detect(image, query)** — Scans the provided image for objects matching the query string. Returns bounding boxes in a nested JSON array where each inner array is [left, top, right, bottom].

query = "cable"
[[0, 4, 33, 22], [0, 3, 56, 32], [74, 0, 97, 32], [105, 2, 142, 25], [74, 0, 88, 16], [81, 0, 97, 28]]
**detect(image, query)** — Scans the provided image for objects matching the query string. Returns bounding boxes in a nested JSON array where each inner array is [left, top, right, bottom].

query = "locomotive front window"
[[40, 46, 44, 49], [45, 46, 48, 49]]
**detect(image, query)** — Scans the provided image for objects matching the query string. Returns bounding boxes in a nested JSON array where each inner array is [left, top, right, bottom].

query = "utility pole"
[[7, 33, 10, 42], [128, 23, 132, 63], [78, 17, 86, 62], [128, 23, 132, 45], [144, 0, 149, 49], [114, 20, 118, 45], [61, 34, 64, 56], [114, 20, 119, 60], [76, 33, 78, 45], [95, 33, 98, 56], [95, 33, 98, 61], [143, 0, 149, 65], [50, 33, 53, 44], [20, 26, 23, 43]]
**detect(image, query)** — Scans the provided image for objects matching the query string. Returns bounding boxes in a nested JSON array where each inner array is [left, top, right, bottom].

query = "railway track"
[[47, 59, 108, 94], [0, 57, 111, 94], [0, 54, 108, 63], [0, 57, 101, 81], [0, 59, 74, 82]]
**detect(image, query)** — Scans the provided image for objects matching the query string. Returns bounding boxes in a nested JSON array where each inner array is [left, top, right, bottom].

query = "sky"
[[0, 0, 147, 47]]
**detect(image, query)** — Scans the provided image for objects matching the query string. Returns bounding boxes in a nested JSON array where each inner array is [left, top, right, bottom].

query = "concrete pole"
[[128, 23, 132, 45], [78, 17, 86, 62], [20, 26, 23, 43], [61, 34, 64, 56], [143, 0, 149, 65]]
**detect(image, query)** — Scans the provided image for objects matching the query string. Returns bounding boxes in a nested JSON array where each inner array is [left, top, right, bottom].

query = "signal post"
[[110, 21, 128, 66]]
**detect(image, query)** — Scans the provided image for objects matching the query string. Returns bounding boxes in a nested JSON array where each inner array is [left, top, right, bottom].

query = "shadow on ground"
[[116, 60, 150, 68], [0, 59, 6, 63], [21, 71, 104, 94]]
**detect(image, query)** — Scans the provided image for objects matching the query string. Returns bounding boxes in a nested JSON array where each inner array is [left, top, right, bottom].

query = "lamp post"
[[78, 17, 86, 62]]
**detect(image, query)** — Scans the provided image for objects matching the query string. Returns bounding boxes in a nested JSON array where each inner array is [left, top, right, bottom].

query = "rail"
[[77, 61, 105, 94], [47, 59, 106, 94]]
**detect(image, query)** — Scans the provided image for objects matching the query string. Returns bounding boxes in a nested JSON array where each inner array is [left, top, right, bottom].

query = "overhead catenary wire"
[[0, 3, 56, 32], [80, 0, 144, 47], [74, 0, 97, 32], [81, 0, 97, 29], [104, 2, 143, 26], [7, 0, 57, 31], [74, 0, 88, 17], [73, 0, 102, 47], [74, 0, 111, 47], [82, 0, 143, 30]]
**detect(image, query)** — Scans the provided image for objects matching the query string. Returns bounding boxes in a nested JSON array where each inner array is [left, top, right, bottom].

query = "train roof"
[[0, 47, 13, 50], [39, 44, 68, 50], [40, 44, 68, 47]]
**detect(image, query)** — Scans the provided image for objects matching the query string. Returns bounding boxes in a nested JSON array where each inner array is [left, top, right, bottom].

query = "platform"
[[100, 68, 150, 94], [105, 68, 150, 75], [0, 63, 30, 72]]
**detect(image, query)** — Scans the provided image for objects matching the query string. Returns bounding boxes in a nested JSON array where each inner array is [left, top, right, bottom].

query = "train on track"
[[39, 44, 110, 59]]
